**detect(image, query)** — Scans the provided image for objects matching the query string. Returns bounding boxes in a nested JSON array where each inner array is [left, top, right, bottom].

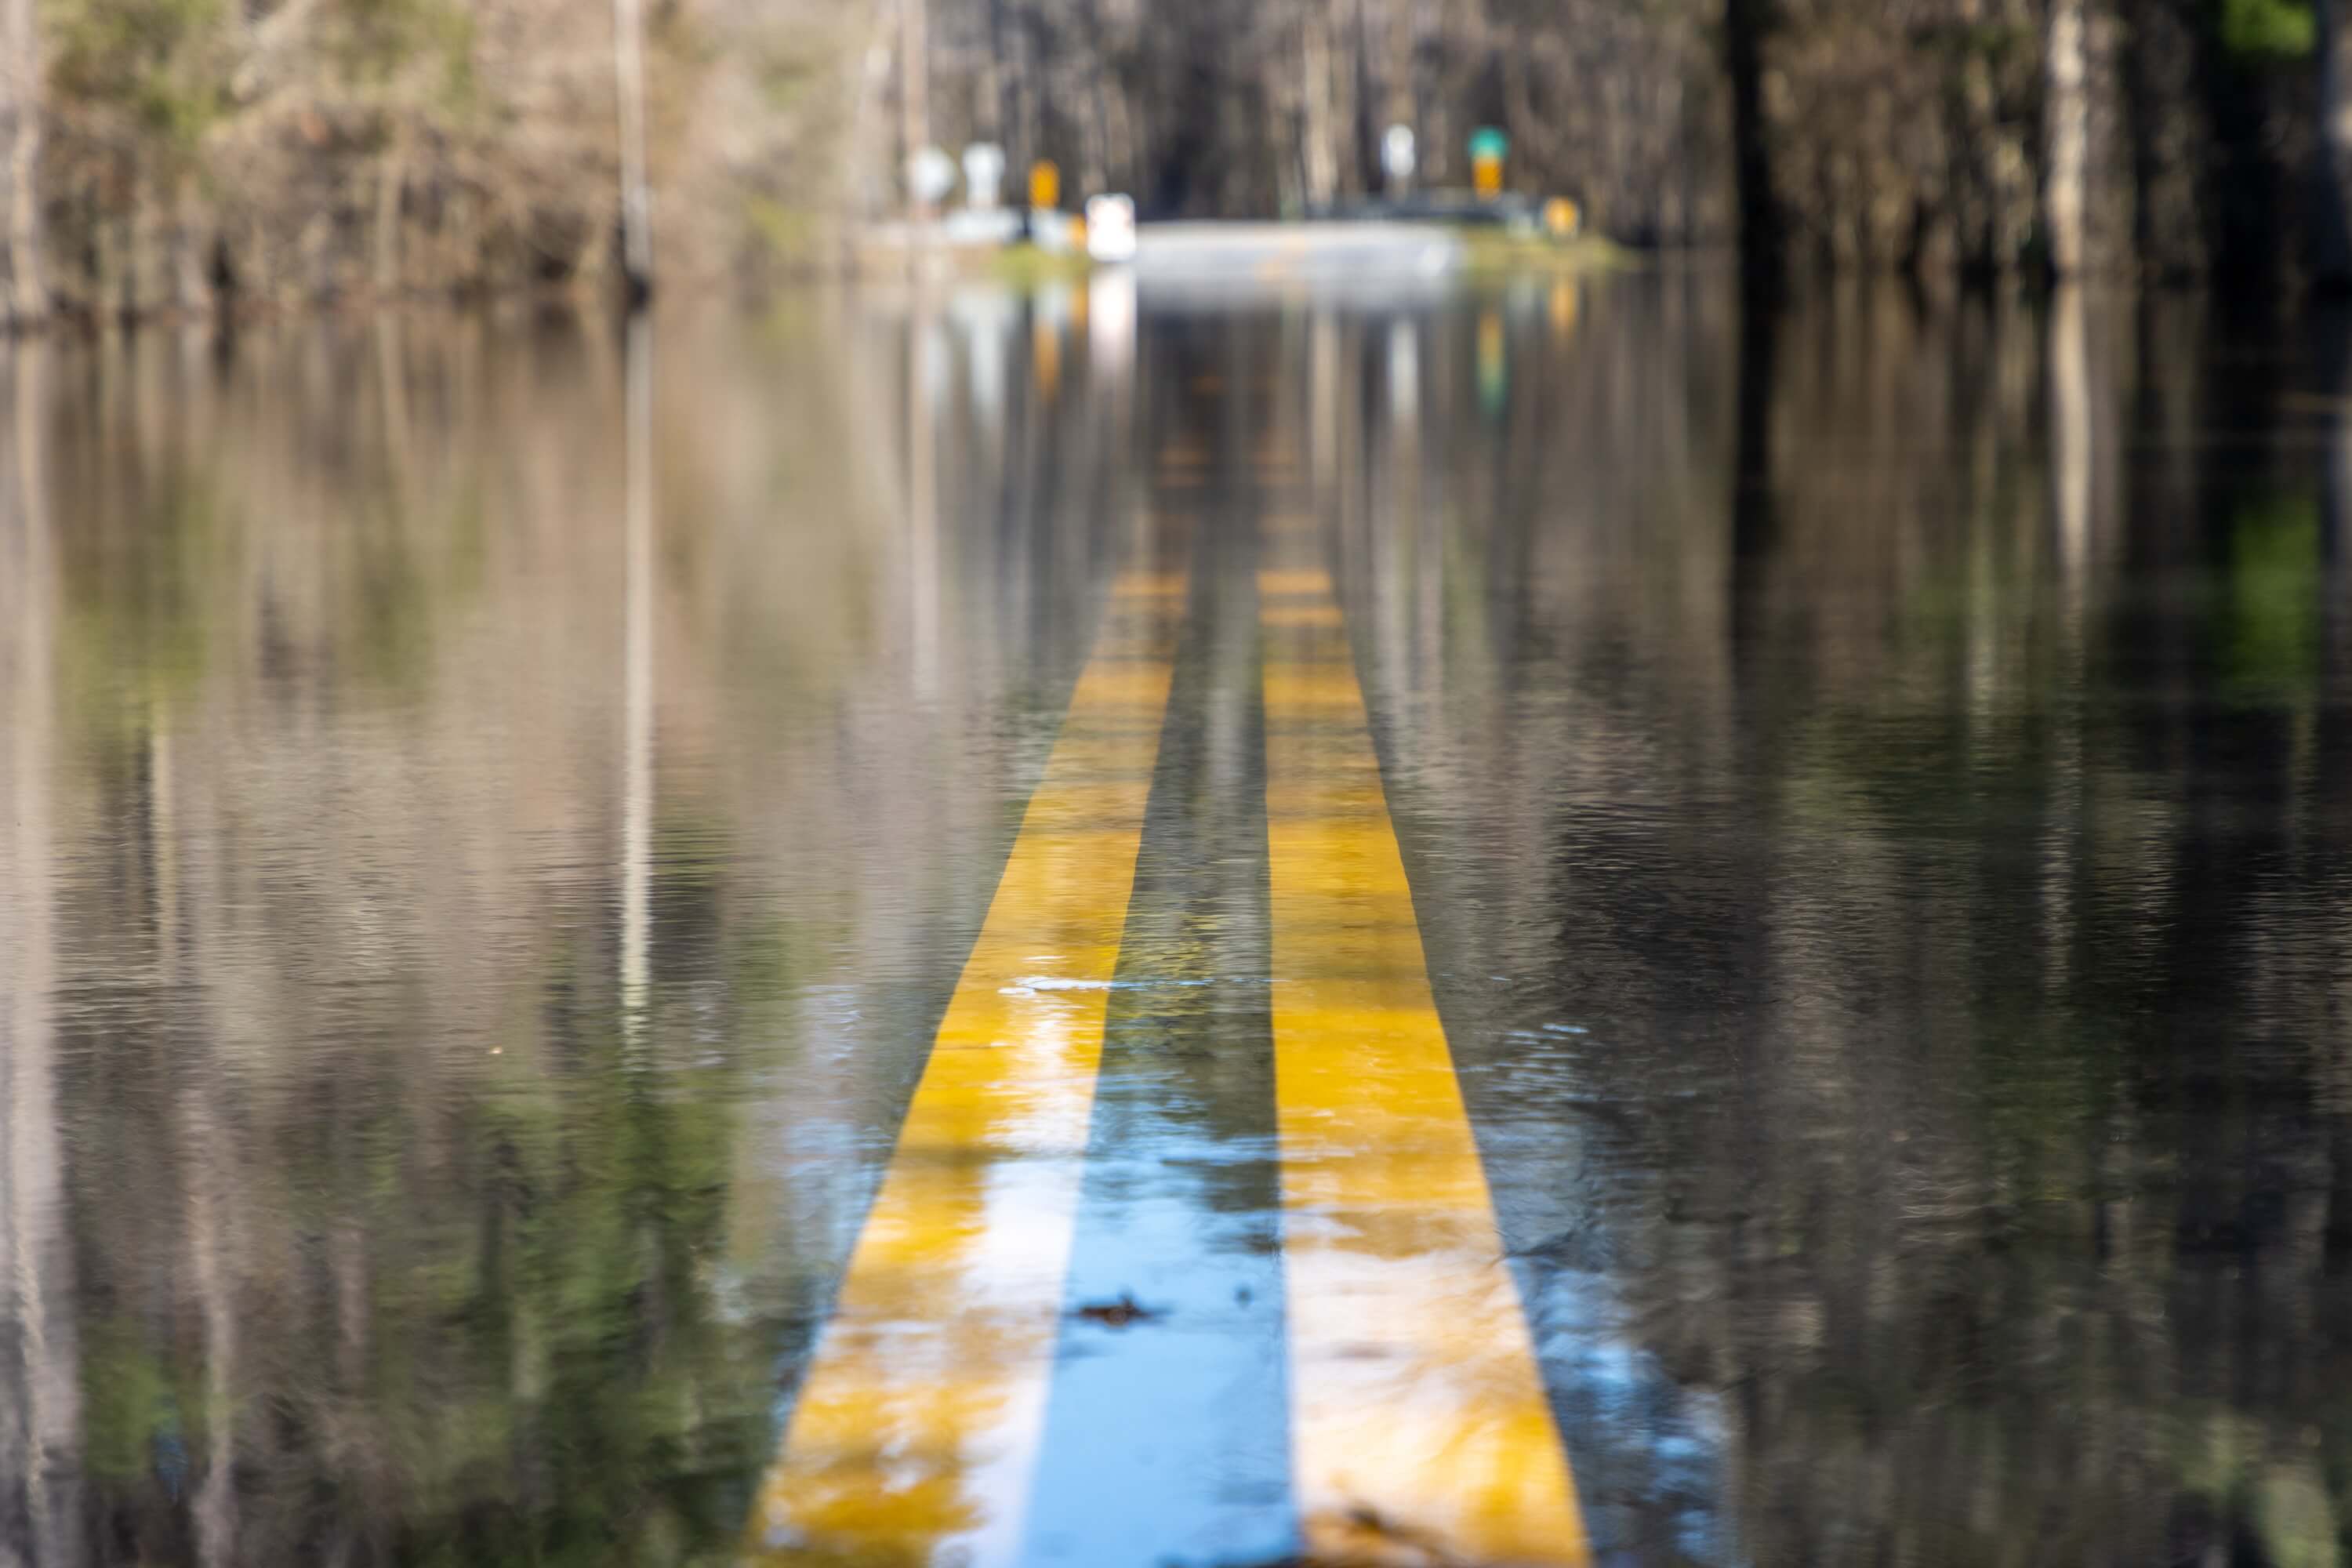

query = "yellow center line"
[[1260, 567, 1592, 1567], [747, 568, 1184, 1567]]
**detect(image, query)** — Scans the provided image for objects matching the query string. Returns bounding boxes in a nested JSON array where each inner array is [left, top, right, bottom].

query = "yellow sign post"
[[1029, 159, 1061, 210]]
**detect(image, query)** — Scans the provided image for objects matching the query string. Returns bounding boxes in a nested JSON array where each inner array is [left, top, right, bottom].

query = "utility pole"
[[612, 0, 652, 303]]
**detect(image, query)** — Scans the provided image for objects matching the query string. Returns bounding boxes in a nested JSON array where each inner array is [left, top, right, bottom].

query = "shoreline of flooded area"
[[6, 277, 2352, 1566]]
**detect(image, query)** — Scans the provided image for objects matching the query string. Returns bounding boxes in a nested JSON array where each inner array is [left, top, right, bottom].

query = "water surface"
[[5, 280, 2352, 1566]]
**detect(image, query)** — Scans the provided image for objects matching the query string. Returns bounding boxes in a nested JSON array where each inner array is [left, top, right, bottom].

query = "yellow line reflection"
[[747, 569, 1183, 1566], [1260, 567, 1591, 1566]]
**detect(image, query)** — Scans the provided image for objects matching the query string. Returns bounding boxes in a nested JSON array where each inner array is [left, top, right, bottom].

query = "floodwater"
[[5, 274, 2352, 1568]]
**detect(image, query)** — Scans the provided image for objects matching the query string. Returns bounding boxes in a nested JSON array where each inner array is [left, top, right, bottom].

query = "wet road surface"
[[8, 281, 2352, 1566]]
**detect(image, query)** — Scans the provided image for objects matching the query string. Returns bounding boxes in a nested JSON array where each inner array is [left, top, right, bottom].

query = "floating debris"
[[1073, 1292, 1158, 1328]]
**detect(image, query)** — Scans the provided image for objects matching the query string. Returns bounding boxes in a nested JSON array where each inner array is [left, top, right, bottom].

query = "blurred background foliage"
[[6, 0, 2352, 325]]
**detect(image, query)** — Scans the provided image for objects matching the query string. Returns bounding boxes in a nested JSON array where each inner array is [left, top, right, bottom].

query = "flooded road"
[[6, 278, 2352, 1566]]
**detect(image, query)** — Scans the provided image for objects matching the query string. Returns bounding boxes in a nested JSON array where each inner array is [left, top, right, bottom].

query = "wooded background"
[[3, 0, 2352, 323]]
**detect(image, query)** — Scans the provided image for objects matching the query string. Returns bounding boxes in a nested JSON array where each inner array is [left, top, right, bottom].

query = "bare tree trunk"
[[899, 0, 931, 209], [2045, 0, 2089, 276], [2319, 0, 2352, 285], [612, 0, 654, 300], [2, 0, 44, 325], [1301, 6, 1338, 208], [1388, 0, 1417, 129]]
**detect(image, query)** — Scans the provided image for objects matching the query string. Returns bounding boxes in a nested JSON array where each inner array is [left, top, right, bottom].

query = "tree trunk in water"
[[2318, 0, 2352, 285], [2045, 0, 2089, 276], [612, 0, 653, 299], [4, 0, 45, 325]]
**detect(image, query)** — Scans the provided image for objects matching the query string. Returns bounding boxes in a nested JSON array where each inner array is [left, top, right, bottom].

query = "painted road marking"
[[747, 567, 1184, 1567], [1261, 565, 1592, 1566]]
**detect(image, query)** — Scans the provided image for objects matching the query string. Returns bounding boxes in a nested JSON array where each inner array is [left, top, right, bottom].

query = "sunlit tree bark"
[[2044, 0, 2089, 275]]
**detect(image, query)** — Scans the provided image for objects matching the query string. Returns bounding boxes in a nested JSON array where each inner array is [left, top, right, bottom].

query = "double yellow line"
[[747, 558, 1588, 1566]]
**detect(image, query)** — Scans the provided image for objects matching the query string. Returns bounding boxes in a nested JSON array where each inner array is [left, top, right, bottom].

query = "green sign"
[[1468, 126, 1509, 162]]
